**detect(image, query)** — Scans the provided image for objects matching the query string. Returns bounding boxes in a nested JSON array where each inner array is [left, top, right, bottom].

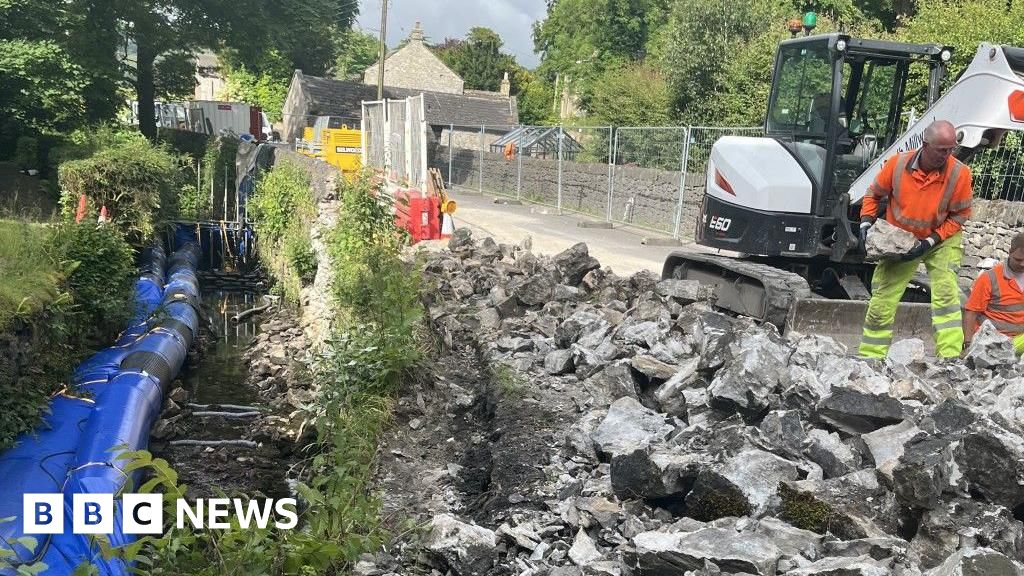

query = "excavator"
[[662, 34, 1024, 349]]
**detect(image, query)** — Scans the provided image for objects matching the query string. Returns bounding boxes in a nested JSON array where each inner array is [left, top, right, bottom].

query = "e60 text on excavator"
[[662, 33, 1024, 348]]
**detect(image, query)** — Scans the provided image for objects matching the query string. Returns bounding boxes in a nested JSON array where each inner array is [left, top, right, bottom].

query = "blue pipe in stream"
[[0, 236, 202, 575]]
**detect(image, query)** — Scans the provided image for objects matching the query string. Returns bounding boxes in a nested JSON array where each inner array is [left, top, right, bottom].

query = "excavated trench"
[[150, 288, 293, 499]]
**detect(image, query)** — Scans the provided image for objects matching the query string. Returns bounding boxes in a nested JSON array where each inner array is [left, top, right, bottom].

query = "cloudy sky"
[[355, 0, 547, 68]]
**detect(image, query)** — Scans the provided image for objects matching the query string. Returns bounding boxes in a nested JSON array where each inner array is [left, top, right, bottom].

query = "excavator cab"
[[765, 36, 951, 228]]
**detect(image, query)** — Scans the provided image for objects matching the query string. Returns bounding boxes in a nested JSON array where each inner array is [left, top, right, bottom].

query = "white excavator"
[[662, 34, 1024, 349]]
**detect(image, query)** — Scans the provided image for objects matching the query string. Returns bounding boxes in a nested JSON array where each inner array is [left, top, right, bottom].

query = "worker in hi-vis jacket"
[[964, 232, 1024, 354], [857, 120, 973, 359]]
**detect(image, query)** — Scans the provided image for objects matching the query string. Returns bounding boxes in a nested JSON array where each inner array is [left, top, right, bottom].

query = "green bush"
[[202, 136, 240, 217], [284, 233, 317, 283], [14, 136, 40, 172], [46, 221, 136, 344], [248, 157, 314, 301], [57, 130, 181, 247]]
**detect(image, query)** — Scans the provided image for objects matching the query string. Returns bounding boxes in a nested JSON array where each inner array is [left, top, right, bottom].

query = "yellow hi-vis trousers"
[[859, 232, 964, 359]]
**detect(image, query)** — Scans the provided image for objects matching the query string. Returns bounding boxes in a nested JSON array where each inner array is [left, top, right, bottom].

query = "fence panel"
[[408, 95, 426, 190], [610, 127, 687, 233], [477, 125, 521, 198], [685, 126, 763, 174], [387, 100, 407, 185], [363, 103, 386, 172], [558, 126, 613, 219], [969, 132, 1024, 202]]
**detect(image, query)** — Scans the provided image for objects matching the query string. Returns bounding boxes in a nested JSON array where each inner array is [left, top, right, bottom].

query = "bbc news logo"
[[23, 494, 298, 534]]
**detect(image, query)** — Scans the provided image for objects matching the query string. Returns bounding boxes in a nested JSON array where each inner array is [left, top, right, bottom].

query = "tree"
[[1, 0, 122, 134], [0, 40, 90, 132], [154, 51, 198, 100], [334, 29, 379, 80], [532, 0, 669, 106], [588, 63, 672, 126], [436, 27, 517, 92], [122, 0, 360, 141]]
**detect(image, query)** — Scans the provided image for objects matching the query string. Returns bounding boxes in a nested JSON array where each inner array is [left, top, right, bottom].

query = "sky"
[[355, 0, 546, 68]]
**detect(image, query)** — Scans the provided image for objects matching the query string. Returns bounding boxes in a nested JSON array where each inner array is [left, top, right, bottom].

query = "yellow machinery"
[[297, 116, 362, 179]]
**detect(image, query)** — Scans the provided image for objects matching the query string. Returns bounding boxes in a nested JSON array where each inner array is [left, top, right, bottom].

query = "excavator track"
[[662, 252, 813, 329]]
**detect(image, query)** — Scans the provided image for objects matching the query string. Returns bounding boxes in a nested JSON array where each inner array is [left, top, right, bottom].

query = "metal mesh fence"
[[363, 103, 386, 170], [423, 121, 1024, 240], [557, 126, 612, 218], [685, 126, 764, 173], [968, 132, 1024, 202], [387, 100, 407, 185], [611, 127, 687, 232], [408, 95, 426, 190]]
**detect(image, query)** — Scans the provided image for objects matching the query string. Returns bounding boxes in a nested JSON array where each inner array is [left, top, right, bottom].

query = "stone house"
[[194, 51, 226, 100], [280, 22, 518, 146]]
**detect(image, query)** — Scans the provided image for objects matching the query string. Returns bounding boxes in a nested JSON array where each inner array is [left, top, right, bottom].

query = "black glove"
[[900, 237, 937, 261]]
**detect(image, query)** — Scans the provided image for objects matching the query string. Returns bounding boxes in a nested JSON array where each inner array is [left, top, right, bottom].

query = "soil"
[[372, 314, 589, 571]]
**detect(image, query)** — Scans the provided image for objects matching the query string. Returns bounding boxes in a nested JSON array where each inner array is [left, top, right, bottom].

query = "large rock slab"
[[911, 498, 1024, 570], [964, 321, 1017, 370], [590, 397, 675, 457], [786, 555, 891, 576], [805, 429, 860, 479], [631, 527, 782, 575], [423, 514, 497, 576], [926, 547, 1024, 576], [554, 242, 601, 286], [816, 386, 908, 435], [610, 447, 705, 500], [866, 218, 918, 261], [955, 415, 1024, 509], [779, 470, 901, 539], [707, 330, 792, 416], [891, 437, 955, 509], [862, 420, 925, 479], [685, 449, 800, 520]]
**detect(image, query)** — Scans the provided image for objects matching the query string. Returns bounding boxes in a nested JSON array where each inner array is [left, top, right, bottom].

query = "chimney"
[[410, 21, 425, 43], [500, 71, 511, 96]]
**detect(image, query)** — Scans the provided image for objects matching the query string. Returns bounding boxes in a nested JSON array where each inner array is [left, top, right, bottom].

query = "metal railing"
[[432, 124, 762, 239], [430, 122, 1024, 240]]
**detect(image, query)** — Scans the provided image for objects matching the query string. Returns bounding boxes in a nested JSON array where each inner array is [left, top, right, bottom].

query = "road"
[[437, 191, 708, 276]]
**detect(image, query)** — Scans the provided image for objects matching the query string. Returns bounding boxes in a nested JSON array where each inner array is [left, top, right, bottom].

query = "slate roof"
[[298, 73, 518, 127]]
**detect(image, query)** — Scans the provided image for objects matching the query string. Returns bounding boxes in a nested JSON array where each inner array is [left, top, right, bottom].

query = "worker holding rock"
[[963, 232, 1024, 353], [857, 120, 973, 359]]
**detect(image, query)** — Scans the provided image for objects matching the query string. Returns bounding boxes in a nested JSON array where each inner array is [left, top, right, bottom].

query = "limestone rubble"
[[362, 229, 1024, 576]]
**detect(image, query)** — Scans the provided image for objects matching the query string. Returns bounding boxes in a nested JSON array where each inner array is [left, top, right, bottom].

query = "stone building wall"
[[363, 42, 464, 95]]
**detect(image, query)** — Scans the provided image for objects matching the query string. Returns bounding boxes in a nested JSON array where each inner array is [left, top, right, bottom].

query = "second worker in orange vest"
[[964, 232, 1024, 354], [858, 120, 973, 359]]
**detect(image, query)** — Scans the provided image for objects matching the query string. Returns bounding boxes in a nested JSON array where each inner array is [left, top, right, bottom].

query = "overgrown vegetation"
[[247, 157, 316, 302], [57, 129, 182, 247], [0, 219, 136, 451]]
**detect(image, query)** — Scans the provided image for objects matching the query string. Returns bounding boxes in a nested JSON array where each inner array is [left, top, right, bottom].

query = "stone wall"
[[435, 145, 704, 236], [269, 149, 341, 348], [362, 41, 464, 95]]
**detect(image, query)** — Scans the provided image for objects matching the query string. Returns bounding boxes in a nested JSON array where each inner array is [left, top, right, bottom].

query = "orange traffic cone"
[[75, 194, 87, 223]]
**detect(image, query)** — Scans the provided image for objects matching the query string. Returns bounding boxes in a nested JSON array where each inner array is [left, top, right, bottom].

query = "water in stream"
[[152, 289, 287, 499]]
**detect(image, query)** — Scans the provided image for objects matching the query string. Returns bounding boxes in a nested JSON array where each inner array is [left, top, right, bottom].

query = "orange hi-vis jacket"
[[860, 150, 973, 242], [966, 262, 1024, 336]]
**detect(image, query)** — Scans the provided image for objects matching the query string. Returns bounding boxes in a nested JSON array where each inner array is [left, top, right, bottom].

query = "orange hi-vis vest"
[[966, 262, 1024, 336], [861, 150, 973, 241]]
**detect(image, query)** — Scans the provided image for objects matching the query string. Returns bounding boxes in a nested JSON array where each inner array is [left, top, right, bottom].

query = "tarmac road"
[[437, 190, 711, 277]]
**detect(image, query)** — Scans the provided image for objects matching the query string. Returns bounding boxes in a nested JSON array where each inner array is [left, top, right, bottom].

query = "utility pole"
[[377, 0, 388, 99]]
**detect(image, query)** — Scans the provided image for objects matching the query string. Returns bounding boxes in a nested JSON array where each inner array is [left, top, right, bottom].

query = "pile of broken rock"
[[366, 228, 1024, 576]]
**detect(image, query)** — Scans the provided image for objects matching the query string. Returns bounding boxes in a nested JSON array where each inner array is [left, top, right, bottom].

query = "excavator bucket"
[[783, 298, 935, 352]]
